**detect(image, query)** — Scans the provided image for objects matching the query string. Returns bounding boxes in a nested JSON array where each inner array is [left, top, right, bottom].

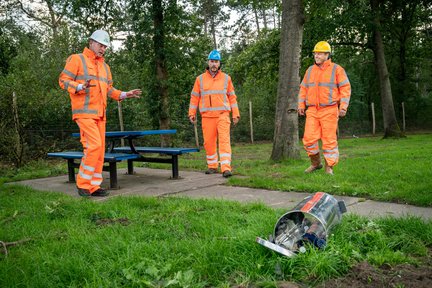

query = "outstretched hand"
[[125, 89, 142, 98]]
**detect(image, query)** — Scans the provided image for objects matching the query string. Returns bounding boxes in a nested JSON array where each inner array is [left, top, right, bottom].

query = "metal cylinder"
[[273, 192, 346, 252]]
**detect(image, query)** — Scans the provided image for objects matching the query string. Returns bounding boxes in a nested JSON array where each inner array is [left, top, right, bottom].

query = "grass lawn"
[[1, 185, 431, 287], [1, 134, 431, 287], [180, 134, 432, 207]]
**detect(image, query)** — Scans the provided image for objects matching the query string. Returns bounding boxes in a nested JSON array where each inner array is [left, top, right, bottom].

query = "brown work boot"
[[304, 153, 323, 173], [205, 168, 218, 174], [325, 161, 334, 175]]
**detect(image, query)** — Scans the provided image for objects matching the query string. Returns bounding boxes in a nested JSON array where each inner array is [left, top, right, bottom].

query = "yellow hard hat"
[[313, 41, 331, 53]]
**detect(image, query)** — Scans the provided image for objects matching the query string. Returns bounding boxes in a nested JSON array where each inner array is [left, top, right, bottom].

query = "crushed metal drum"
[[257, 192, 347, 257]]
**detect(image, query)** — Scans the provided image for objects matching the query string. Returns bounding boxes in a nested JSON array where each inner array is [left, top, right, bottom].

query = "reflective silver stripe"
[[199, 74, 205, 110], [75, 75, 109, 84], [91, 180, 102, 185], [103, 62, 110, 86], [62, 69, 76, 79], [319, 102, 337, 107], [231, 103, 238, 108], [79, 170, 92, 180], [304, 66, 314, 104], [207, 159, 218, 164], [63, 80, 70, 90], [201, 90, 226, 95], [207, 153, 217, 159], [82, 163, 95, 172], [78, 54, 91, 111], [337, 79, 350, 87], [200, 106, 230, 112], [191, 91, 200, 97], [341, 98, 350, 103], [299, 99, 306, 104], [94, 173, 103, 178], [323, 147, 338, 153], [189, 104, 197, 109], [220, 153, 231, 158], [318, 83, 337, 88], [227, 91, 235, 96], [308, 149, 320, 154], [108, 87, 114, 97], [223, 74, 228, 107], [307, 143, 318, 149], [72, 109, 98, 114], [328, 64, 338, 104], [220, 160, 231, 165], [323, 153, 339, 159], [301, 82, 316, 88]]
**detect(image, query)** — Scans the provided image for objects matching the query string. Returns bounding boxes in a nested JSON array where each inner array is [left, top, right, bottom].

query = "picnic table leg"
[[67, 159, 76, 183], [171, 155, 179, 179], [127, 159, 134, 175], [109, 162, 118, 189]]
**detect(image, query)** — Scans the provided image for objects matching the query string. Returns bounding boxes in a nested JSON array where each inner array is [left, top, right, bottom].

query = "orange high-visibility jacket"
[[298, 59, 351, 111], [59, 47, 122, 120], [189, 70, 240, 118]]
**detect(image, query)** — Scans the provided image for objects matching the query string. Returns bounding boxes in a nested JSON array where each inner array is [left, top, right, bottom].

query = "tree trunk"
[[271, 0, 304, 161], [253, 2, 260, 36], [370, 0, 404, 138], [152, 0, 171, 146]]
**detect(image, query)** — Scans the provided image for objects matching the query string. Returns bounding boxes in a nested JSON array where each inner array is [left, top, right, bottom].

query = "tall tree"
[[370, 0, 404, 138], [152, 0, 170, 145], [271, 0, 303, 160]]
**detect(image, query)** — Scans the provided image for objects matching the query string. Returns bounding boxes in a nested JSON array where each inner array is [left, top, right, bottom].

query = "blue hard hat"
[[208, 49, 221, 61]]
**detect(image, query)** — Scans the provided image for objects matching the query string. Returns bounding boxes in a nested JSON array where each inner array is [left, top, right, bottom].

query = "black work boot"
[[205, 168, 218, 174], [222, 170, 232, 178], [77, 187, 91, 197], [91, 188, 110, 197]]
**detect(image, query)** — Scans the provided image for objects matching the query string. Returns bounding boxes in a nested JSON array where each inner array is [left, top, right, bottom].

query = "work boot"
[[325, 162, 334, 175], [77, 187, 91, 197], [304, 153, 323, 173], [91, 188, 110, 197], [222, 170, 232, 178], [205, 168, 218, 174]]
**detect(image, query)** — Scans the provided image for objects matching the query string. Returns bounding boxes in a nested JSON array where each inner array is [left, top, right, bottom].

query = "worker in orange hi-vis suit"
[[59, 30, 142, 197], [188, 50, 240, 178], [298, 41, 351, 175]]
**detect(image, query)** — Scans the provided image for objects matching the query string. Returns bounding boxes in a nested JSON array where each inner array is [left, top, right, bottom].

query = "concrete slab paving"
[[15, 167, 432, 220]]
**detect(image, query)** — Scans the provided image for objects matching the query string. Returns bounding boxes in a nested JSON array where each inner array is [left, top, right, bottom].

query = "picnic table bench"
[[113, 146, 199, 179], [47, 129, 200, 189], [46, 151, 141, 189]]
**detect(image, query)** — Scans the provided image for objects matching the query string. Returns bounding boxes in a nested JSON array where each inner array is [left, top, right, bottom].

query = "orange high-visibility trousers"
[[303, 105, 339, 167], [75, 118, 106, 193], [202, 112, 232, 172]]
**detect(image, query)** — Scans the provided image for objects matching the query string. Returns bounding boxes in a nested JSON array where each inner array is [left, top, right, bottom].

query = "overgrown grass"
[[1, 185, 431, 287]]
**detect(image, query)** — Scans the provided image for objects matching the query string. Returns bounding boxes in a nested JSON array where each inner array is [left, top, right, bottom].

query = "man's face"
[[314, 52, 330, 65], [208, 59, 220, 72], [89, 40, 107, 58]]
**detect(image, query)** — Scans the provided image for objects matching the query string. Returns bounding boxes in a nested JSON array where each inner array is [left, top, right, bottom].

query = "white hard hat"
[[89, 30, 111, 47]]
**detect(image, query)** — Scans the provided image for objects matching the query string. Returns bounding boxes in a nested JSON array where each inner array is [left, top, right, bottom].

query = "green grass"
[[177, 134, 432, 207], [1, 185, 431, 287], [1, 134, 431, 206]]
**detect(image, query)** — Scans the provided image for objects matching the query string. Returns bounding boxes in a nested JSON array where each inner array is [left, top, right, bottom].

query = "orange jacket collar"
[[315, 59, 332, 69], [83, 47, 105, 62]]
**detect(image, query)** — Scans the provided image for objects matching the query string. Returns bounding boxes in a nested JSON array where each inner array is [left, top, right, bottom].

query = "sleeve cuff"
[[120, 92, 127, 100]]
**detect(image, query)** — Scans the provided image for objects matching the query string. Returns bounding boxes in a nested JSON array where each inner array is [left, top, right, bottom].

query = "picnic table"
[[48, 129, 199, 189]]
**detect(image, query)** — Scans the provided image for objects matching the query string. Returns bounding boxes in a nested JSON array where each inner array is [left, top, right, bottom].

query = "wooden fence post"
[[249, 101, 254, 143], [371, 102, 376, 136], [117, 101, 125, 146]]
